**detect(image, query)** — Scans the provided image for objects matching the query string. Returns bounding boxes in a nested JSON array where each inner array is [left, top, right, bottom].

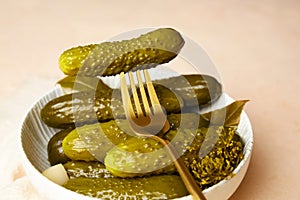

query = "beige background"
[[1, 0, 300, 199]]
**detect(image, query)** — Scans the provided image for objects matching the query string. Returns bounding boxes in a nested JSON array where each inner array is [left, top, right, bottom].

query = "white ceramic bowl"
[[19, 85, 253, 200]]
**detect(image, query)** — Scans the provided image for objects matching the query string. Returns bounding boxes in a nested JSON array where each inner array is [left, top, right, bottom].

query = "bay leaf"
[[57, 76, 111, 92], [200, 100, 249, 127]]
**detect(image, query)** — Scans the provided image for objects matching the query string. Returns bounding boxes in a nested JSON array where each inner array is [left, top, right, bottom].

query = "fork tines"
[[120, 69, 168, 131]]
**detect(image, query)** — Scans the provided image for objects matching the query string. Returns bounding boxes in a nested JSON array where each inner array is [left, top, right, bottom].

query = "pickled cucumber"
[[103, 101, 248, 179], [155, 74, 222, 107], [41, 74, 221, 129], [59, 44, 97, 76], [59, 115, 192, 164], [103, 128, 203, 178], [62, 129, 95, 162], [62, 120, 132, 162], [104, 125, 244, 185], [59, 28, 185, 77], [63, 175, 188, 199], [63, 161, 113, 179], [47, 128, 72, 165], [41, 91, 123, 129], [167, 113, 208, 130], [58, 114, 201, 164], [104, 137, 176, 178], [57, 101, 246, 163]]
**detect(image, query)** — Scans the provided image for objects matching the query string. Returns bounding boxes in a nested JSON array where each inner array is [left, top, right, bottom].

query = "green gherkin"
[[62, 120, 132, 162], [63, 175, 188, 199], [40, 90, 123, 129], [104, 137, 176, 178], [40, 74, 222, 129], [63, 161, 113, 179], [47, 128, 72, 165], [59, 28, 185, 77], [103, 126, 244, 190], [103, 128, 200, 178], [59, 44, 97, 76], [102, 101, 247, 188]]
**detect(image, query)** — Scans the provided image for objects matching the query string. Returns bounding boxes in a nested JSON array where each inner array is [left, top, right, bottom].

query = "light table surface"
[[0, 1, 299, 199]]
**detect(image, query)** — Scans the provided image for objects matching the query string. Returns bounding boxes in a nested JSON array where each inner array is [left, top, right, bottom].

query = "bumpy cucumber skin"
[[63, 161, 113, 179], [104, 126, 243, 182], [103, 128, 200, 178], [46, 113, 204, 166], [47, 128, 72, 165], [40, 90, 124, 129], [63, 175, 188, 199], [62, 120, 132, 162], [59, 28, 185, 77], [41, 74, 221, 129], [59, 44, 97, 76], [62, 129, 95, 162], [155, 74, 222, 107], [54, 115, 198, 164], [167, 113, 211, 130], [104, 137, 176, 178]]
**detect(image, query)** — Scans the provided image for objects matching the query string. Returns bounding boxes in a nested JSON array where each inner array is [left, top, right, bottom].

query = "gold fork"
[[120, 69, 206, 200]]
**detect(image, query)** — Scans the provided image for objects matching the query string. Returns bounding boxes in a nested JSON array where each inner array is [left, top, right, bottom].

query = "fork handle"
[[152, 137, 207, 200], [173, 153, 207, 200]]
